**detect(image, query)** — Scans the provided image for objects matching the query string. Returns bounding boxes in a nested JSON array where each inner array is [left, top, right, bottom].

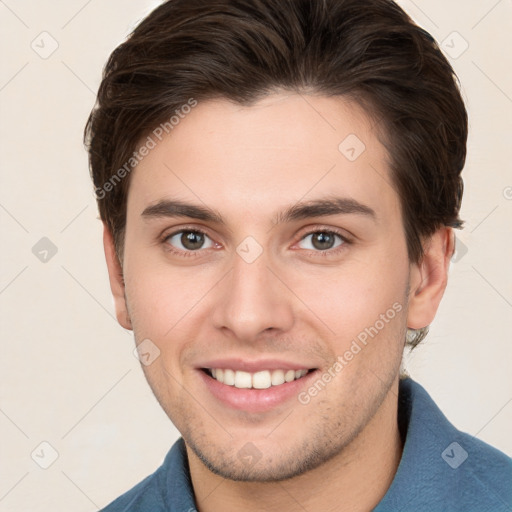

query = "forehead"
[[127, 93, 399, 226]]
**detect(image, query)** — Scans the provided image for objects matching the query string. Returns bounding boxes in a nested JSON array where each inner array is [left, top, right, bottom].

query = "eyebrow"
[[141, 197, 377, 225], [275, 197, 376, 224]]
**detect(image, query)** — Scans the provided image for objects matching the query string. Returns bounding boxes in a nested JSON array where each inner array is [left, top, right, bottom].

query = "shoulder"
[[100, 438, 195, 512], [443, 427, 512, 509], [376, 378, 512, 512], [100, 461, 168, 512]]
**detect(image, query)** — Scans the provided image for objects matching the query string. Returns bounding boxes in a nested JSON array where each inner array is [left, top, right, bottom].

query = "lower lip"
[[197, 369, 319, 413]]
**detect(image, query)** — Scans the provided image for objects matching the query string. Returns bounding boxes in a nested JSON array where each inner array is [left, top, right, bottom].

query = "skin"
[[104, 93, 454, 511]]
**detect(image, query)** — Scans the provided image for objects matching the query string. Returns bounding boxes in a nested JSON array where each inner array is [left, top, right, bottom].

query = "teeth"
[[223, 368, 235, 386], [209, 368, 309, 388], [234, 370, 252, 388], [271, 369, 285, 386], [253, 371, 271, 389], [285, 369, 296, 382]]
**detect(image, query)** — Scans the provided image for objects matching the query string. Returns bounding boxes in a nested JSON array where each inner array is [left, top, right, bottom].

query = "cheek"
[[292, 253, 409, 345], [123, 250, 216, 341]]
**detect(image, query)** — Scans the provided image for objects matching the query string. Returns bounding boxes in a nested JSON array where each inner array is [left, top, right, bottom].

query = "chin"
[[184, 428, 353, 483]]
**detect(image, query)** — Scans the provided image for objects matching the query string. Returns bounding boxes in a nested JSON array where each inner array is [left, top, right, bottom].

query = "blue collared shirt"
[[102, 378, 512, 511]]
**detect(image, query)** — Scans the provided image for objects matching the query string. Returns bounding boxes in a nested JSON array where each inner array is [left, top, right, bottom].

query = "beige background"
[[0, 0, 511, 510]]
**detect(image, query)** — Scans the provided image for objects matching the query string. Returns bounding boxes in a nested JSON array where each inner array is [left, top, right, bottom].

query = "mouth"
[[198, 366, 320, 412], [201, 367, 316, 389]]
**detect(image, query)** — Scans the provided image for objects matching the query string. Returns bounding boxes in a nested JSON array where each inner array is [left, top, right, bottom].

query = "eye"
[[165, 230, 215, 252], [298, 230, 346, 251]]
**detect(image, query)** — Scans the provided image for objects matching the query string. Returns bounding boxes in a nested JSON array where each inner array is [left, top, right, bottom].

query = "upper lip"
[[197, 358, 318, 373]]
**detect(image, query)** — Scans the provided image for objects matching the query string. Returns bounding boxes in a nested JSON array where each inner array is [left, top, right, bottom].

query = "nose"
[[211, 250, 295, 343]]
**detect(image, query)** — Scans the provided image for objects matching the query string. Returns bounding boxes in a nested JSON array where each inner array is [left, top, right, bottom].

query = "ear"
[[103, 224, 132, 330], [407, 227, 455, 329]]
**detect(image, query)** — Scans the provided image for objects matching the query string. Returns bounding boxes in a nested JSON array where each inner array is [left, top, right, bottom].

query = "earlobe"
[[406, 227, 455, 330], [103, 224, 132, 330]]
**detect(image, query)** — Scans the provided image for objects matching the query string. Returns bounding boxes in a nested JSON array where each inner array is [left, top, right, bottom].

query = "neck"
[[187, 379, 403, 512]]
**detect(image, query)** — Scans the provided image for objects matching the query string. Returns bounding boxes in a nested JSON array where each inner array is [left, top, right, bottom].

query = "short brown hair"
[[85, 0, 467, 344]]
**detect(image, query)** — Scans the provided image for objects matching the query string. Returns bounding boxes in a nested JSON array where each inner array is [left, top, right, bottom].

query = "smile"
[[205, 368, 311, 389], [199, 366, 319, 412]]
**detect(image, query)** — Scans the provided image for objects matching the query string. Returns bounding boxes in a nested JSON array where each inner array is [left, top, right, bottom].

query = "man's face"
[[118, 93, 413, 481]]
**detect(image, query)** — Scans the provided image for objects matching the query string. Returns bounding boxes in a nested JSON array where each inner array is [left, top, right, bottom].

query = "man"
[[85, 0, 512, 510]]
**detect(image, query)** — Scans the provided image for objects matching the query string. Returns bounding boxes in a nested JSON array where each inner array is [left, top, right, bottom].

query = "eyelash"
[[160, 226, 352, 259]]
